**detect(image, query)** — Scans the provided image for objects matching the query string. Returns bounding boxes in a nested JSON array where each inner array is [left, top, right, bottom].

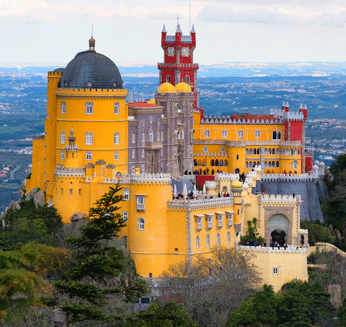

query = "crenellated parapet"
[[237, 244, 307, 254], [56, 87, 127, 99], [54, 166, 85, 178], [168, 196, 233, 211], [104, 173, 171, 186], [261, 173, 313, 182], [283, 111, 304, 121], [260, 194, 301, 205], [214, 172, 239, 182], [201, 116, 282, 125]]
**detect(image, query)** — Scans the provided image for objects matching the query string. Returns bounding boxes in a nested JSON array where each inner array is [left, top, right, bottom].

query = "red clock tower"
[[158, 22, 201, 112]]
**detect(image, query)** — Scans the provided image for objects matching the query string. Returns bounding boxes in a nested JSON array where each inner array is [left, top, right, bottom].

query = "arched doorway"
[[267, 214, 290, 246], [235, 168, 240, 174]]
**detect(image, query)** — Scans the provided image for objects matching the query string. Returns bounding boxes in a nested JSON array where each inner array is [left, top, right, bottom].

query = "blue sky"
[[2, 0, 346, 66]]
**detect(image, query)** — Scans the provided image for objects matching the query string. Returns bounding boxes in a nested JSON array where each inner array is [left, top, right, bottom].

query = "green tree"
[[0, 242, 70, 323], [54, 185, 147, 325], [226, 284, 278, 327], [300, 220, 334, 245], [125, 301, 198, 327], [240, 217, 265, 245], [0, 198, 63, 251], [338, 297, 346, 326]]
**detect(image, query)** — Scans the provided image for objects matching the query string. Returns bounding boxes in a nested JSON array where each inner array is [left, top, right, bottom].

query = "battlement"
[[168, 196, 233, 211], [237, 244, 307, 254], [214, 172, 239, 181], [56, 88, 127, 97], [104, 173, 171, 186], [270, 109, 284, 118], [260, 194, 301, 204], [48, 71, 63, 77], [201, 116, 282, 125], [55, 166, 85, 178], [261, 173, 313, 182], [158, 63, 199, 69], [283, 111, 304, 121]]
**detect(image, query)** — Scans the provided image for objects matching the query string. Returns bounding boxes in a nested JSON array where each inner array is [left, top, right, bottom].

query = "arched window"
[[272, 148, 275, 155], [123, 188, 130, 200], [142, 131, 145, 143], [292, 160, 298, 169], [123, 211, 128, 222], [177, 131, 180, 139], [272, 161, 275, 168], [277, 131, 282, 139], [276, 161, 280, 167], [198, 159, 201, 166], [253, 148, 256, 155], [204, 130, 210, 138], [224, 160, 228, 166], [149, 129, 153, 142], [257, 161, 260, 166], [272, 131, 277, 140], [138, 218, 145, 230], [157, 130, 160, 141], [196, 236, 200, 249], [238, 130, 244, 138], [222, 130, 227, 138], [269, 161, 272, 168], [211, 159, 215, 166], [194, 159, 197, 166], [257, 148, 260, 155], [220, 159, 224, 166], [206, 234, 210, 248], [132, 131, 136, 144], [245, 162, 248, 168], [255, 130, 260, 138], [181, 130, 184, 139], [166, 75, 171, 83], [264, 161, 268, 168], [215, 159, 219, 166], [217, 233, 221, 246], [227, 231, 231, 245], [185, 75, 190, 83]]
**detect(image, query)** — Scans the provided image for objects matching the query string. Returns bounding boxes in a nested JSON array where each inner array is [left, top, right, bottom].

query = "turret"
[[191, 24, 196, 47], [175, 20, 182, 43], [299, 103, 308, 120], [161, 24, 167, 48]]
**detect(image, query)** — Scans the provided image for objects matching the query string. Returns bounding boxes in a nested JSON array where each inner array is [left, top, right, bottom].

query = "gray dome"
[[58, 50, 123, 89]]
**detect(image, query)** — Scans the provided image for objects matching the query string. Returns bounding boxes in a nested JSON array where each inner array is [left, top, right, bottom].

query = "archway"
[[271, 229, 286, 246], [267, 214, 290, 246], [235, 168, 240, 174]]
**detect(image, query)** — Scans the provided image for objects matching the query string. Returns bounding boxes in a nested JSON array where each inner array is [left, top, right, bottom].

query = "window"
[[196, 236, 200, 249], [123, 188, 130, 200], [166, 75, 171, 83], [142, 149, 145, 158], [272, 131, 277, 140], [114, 132, 119, 145], [204, 130, 210, 138], [137, 196, 145, 210], [132, 131, 136, 143], [207, 215, 213, 229], [138, 218, 145, 230], [61, 188, 63, 195], [79, 189, 81, 196], [114, 151, 119, 160], [178, 131, 180, 140], [218, 214, 223, 227], [85, 132, 93, 145], [206, 234, 210, 248], [227, 231, 231, 244], [221, 146, 225, 152], [228, 213, 233, 226], [217, 233, 221, 246], [292, 160, 298, 169], [197, 217, 202, 230], [273, 267, 279, 275], [61, 101, 66, 114], [277, 131, 282, 139], [161, 149, 163, 156], [61, 151, 65, 160], [123, 211, 128, 222], [185, 75, 190, 83], [161, 131, 164, 141], [132, 149, 136, 159], [114, 102, 119, 115], [69, 189, 73, 196], [222, 130, 227, 138], [238, 130, 244, 138], [60, 131, 66, 145], [204, 146, 208, 153], [86, 152, 92, 161], [255, 130, 260, 138], [85, 102, 93, 114], [149, 129, 153, 142], [236, 154, 239, 160], [142, 131, 145, 143], [157, 130, 160, 141], [181, 130, 184, 139]]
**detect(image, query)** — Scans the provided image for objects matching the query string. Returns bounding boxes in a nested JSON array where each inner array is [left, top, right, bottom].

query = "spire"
[[89, 24, 95, 51], [304, 103, 308, 110], [300, 103, 303, 108], [286, 101, 289, 107], [191, 24, 195, 33], [282, 100, 285, 107], [162, 24, 167, 33], [176, 17, 182, 33]]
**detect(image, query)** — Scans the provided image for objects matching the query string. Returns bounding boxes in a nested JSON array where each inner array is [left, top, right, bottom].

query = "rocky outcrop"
[[33, 190, 45, 207], [70, 212, 87, 223]]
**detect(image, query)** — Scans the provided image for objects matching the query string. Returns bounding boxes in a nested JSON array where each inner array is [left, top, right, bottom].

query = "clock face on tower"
[[181, 47, 190, 57], [167, 47, 175, 57]]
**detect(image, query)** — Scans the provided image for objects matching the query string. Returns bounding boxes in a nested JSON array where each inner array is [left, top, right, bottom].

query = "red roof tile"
[[128, 102, 160, 108]]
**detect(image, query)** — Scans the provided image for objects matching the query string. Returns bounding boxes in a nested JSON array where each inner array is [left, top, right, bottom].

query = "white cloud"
[[0, 0, 48, 17]]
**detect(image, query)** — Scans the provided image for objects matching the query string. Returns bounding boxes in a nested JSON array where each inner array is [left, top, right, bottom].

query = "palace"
[[25, 23, 324, 291]]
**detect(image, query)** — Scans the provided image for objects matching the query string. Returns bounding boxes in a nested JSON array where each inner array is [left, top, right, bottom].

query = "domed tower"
[[27, 37, 128, 209]]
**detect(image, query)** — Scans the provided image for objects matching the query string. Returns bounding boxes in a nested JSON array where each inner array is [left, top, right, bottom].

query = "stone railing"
[[214, 172, 239, 181], [168, 197, 233, 210], [260, 194, 299, 204], [237, 244, 307, 254], [201, 116, 282, 125], [261, 173, 313, 182], [55, 167, 85, 178], [104, 173, 171, 186], [65, 145, 79, 152]]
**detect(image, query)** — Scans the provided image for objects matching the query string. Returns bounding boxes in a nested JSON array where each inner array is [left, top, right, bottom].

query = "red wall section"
[[290, 121, 303, 141], [305, 155, 313, 173], [196, 175, 215, 187], [284, 121, 289, 140]]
